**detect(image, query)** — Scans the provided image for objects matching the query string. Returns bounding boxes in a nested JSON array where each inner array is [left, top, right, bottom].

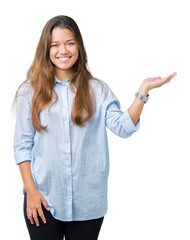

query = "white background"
[[1, 0, 189, 239]]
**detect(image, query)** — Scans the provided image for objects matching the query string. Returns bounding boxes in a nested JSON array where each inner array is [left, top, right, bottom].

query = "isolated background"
[[1, 0, 189, 239]]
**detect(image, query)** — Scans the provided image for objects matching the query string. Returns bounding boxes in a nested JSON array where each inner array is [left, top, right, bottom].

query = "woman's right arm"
[[14, 84, 49, 226], [19, 161, 49, 226]]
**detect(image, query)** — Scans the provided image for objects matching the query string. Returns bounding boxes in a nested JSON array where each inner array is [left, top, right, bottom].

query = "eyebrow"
[[51, 39, 75, 43]]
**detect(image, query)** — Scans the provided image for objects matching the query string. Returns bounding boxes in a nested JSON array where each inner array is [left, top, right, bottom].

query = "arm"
[[19, 161, 36, 193], [14, 83, 49, 226], [19, 161, 49, 226], [128, 72, 177, 125]]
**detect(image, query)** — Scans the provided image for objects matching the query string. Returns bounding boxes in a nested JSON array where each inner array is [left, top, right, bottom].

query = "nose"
[[59, 44, 69, 54]]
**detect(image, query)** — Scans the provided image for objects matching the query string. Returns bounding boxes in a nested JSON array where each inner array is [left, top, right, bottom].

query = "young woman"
[[13, 15, 177, 240]]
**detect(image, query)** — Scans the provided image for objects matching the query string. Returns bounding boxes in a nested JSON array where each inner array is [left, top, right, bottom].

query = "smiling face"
[[49, 27, 79, 81]]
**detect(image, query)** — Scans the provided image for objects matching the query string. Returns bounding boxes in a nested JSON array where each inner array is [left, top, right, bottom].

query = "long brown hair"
[[13, 15, 102, 132]]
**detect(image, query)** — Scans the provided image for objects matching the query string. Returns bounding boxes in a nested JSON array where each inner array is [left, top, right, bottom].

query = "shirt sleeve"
[[13, 83, 36, 165], [103, 82, 140, 138]]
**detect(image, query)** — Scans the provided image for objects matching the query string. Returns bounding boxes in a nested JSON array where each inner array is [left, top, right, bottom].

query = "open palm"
[[144, 72, 177, 91]]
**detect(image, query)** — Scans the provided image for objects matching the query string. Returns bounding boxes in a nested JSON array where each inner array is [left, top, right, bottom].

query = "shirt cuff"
[[119, 109, 140, 137], [14, 151, 33, 165]]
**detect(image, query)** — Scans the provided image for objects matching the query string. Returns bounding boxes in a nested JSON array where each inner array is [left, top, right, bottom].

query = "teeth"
[[58, 57, 71, 62], [59, 57, 70, 59]]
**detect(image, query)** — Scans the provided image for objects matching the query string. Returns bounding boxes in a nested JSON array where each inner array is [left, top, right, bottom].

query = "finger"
[[27, 208, 34, 225], [163, 75, 174, 83], [26, 207, 30, 219], [160, 77, 171, 85], [153, 76, 162, 79], [37, 207, 47, 224], [33, 210, 40, 227], [41, 198, 50, 211], [170, 72, 177, 77], [164, 72, 177, 80]]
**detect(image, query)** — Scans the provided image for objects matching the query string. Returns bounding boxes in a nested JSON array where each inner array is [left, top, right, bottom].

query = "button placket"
[[62, 82, 73, 220]]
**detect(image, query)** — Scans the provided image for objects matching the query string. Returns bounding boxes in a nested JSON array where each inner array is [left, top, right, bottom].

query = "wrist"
[[138, 84, 149, 97], [135, 92, 149, 103], [25, 185, 37, 194]]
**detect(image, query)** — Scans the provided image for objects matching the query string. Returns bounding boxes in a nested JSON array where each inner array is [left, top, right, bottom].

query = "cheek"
[[73, 48, 79, 60], [49, 49, 56, 60]]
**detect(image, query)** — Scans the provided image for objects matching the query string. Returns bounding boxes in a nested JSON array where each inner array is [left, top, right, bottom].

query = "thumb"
[[41, 197, 50, 211]]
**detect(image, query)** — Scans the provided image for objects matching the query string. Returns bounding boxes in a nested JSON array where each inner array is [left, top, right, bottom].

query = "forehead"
[[51, 27, 75, 41]]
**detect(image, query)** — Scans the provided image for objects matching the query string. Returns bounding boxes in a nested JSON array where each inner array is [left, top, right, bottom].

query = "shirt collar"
[[54, 76, 70, 85]]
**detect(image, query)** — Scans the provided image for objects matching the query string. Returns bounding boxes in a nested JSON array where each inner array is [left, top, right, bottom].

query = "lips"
[[57, 56, 72, 63]]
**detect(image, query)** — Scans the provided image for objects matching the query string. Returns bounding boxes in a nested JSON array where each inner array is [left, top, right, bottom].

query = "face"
[[49, 27, 79, 80]]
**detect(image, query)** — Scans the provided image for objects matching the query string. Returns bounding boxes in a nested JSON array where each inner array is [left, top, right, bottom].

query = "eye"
[[67, 42, 74, 46], [51, 44, 59, 47]]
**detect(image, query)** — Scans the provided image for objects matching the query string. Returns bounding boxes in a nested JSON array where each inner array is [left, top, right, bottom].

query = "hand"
[[26, 188, 49, 226], [138, 72, 177, 96]]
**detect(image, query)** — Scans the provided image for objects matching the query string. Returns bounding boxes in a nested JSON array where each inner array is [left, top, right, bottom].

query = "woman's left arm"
[[128, 72, 177, 125]]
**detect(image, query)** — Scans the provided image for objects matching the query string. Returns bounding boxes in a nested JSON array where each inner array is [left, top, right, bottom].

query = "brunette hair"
[[13, 15, 102, 132]]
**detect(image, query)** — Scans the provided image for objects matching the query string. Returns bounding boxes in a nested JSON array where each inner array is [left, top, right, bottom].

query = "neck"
[[55, 69, 72, 82]]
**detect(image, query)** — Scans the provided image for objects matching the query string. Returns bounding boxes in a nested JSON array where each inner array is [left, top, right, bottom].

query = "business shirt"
[[14, 76, 140, 221]]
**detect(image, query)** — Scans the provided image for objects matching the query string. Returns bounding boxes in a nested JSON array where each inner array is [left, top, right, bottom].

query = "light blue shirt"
[[14, 76, 140, 221]]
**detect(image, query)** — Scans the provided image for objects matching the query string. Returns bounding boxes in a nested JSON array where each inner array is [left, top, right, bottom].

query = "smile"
[[57, 56, 72, 63]]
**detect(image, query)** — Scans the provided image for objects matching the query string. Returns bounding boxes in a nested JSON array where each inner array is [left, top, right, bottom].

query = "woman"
[[13, 15, 177, 240]]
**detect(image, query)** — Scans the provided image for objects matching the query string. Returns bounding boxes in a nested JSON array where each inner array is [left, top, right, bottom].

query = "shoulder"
[[89, 78, 109, 98], [16, 80, 34, 107], [17, 80, 34, 98]]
